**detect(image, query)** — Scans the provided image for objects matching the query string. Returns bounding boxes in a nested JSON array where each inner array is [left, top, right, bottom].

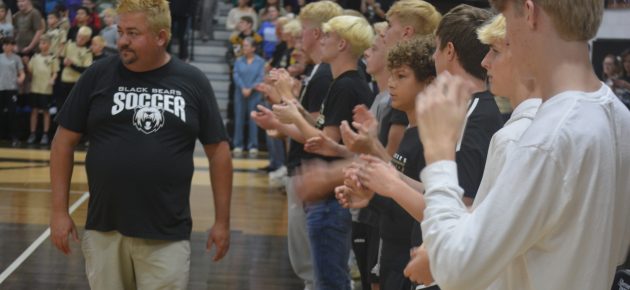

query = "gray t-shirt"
[[100, 24, 118, 50], [0, 53, 24, 91]]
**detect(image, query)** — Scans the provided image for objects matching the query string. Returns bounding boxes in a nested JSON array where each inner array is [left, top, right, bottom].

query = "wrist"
[[423, 144, 456, 165]]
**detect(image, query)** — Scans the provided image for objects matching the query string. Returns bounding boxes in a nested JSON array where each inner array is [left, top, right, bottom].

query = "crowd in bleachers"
[[0, 0, 118, 146]]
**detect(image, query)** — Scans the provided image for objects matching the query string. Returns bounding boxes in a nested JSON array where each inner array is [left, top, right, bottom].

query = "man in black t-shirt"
[[49, 1, 232, 289]]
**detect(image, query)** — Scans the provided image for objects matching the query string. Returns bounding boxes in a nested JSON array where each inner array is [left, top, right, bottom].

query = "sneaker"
[[232, 147, 243, 155], [248, 148, 258, 157], [27, 133, 36, 144], [269, 166, 287, 180], [40, 134, 49, 145]]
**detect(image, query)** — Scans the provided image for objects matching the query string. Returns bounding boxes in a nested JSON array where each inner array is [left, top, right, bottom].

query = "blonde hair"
[[283, 19, 302, 37], [117, 0, 172, 41], [78, 26, 93, 36], [91, 35, 105, 45], [103, 7, 117, 17], [386, 0, 442, 36], [372, 21, 388, 36], [477, 14, 506, 45], [298, 0, 343, 28], [323, 15, 374, 58], [276, 15, 292, 28], [489, 0, 603, 41]]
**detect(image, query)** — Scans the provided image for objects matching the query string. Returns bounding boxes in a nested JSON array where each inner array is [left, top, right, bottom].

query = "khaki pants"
[[81, 230, 190, 290]]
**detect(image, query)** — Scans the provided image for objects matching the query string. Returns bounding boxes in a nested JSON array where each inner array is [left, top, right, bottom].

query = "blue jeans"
[[233, 90, 260, 149], [305, 198, 352, 290], [266, 134, 285, 170]]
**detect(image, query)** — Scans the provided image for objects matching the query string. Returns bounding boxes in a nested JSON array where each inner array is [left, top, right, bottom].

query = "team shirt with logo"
[[56, 56, 228, 240]]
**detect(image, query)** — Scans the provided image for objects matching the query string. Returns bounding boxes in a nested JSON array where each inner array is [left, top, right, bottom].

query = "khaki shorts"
[[81, 230, 191, 290]]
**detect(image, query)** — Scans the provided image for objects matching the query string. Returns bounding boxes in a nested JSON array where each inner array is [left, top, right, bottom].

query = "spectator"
[[232, 37, 265, 155], [45, 9, 67, 58], [229, 15, 263, 58], [227, 0, 258, 31], [267, 15, 291, 68], [58, 25, 91, 109], [257, 5, 278, 59], [53, 4, 70, 31], [99, 8, 117, 53], [0, 2, 13, 40], [603, 54, 623, 95], [26, 34, 57, 144], [612, 49, 630, 107], [89, 35, 105, 61], [79, 0, 100, 30], [258, 0, 285, 22], [168, 0, 196, 61], [67, 6, 96, 42], [0, 37, 25, 145], [12, 0, 45, 56]]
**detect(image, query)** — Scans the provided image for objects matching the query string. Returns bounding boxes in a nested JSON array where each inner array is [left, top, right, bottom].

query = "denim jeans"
[[305, 197, 352, 290], [233, 91, 260, 149], [266, 134, 285, 170]]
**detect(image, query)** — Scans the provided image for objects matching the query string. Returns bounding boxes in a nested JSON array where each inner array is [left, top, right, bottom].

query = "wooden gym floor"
[[0, 143, 304, 290]]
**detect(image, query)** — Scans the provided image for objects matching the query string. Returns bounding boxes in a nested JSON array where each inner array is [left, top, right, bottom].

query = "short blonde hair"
[[298, 0, 343, 28], [386, 0, 442, 36], [477, 14, 506, 45], [489, 0, 603, 41], [117, 0, 172, 41], [91, 35, 105, 45], [323, 15, 374, 58], [103, 7, 117, 18], [283, 19, 302, 37], [78, 26, 93, 36], [276, 16, 292, 29], [372, 21, 388, 36]]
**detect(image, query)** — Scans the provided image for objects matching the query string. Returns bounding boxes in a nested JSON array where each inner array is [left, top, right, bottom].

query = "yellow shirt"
[[28, 53, 59, 95], [61, 41, 92, 83], [46, 28, 67, 58]]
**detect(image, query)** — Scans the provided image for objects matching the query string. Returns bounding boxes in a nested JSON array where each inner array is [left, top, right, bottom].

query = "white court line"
[[0, 187, 85, 195], [0, 192, 90, 285]]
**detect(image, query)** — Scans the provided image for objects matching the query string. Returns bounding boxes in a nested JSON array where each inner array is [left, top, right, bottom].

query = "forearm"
[[294, 114, 322, 140], [50, 140, 75, 214], [387, 178, 425, 222], [209, 141, 232, 226], [275, 123, 306, 144], [28, 29, 44, 50], [368, 139, 392, 161]]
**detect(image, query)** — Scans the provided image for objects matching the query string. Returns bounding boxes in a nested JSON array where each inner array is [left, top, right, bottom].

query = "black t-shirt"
[[313, 69, 374, 161], [56, 55, 228, 241], [369, 127, 423, 289], [409, 90, 504, 246], [457, 91, 503, 198], [378, 104, 408, 146], [286, 63, 332, 175]]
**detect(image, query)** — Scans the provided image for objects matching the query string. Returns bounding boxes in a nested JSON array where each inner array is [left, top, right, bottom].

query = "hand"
[[206, 222, 230, 261], [255, 83, 281, 104], [250, 104, 279, 130], [22, 46, 33, 54], [404, 245, 434, 285], [272, 99, 301, 124], [334, 184, 372, 209], [50, 212, 79, 255], [304, 132, 346, 157], [49, 78, 55, 86], [340, 120, 375, 154], [357, 154, 401, 197], [241, 88, 252, 98], [63, 58, 73, 67], [271, 68, 295, 98], [416, 72, 474, 164]]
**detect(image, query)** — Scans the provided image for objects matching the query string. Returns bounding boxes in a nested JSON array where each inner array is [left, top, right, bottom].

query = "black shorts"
[[30, 93, 52, 109]]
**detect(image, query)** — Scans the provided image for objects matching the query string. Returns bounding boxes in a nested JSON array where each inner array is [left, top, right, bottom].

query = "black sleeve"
[[303, 75, 331, 113], [389, 108, 408, 125], [70, 63, 88, 73], [55, 65, 99, 133], [196, 74, 229, 144]]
